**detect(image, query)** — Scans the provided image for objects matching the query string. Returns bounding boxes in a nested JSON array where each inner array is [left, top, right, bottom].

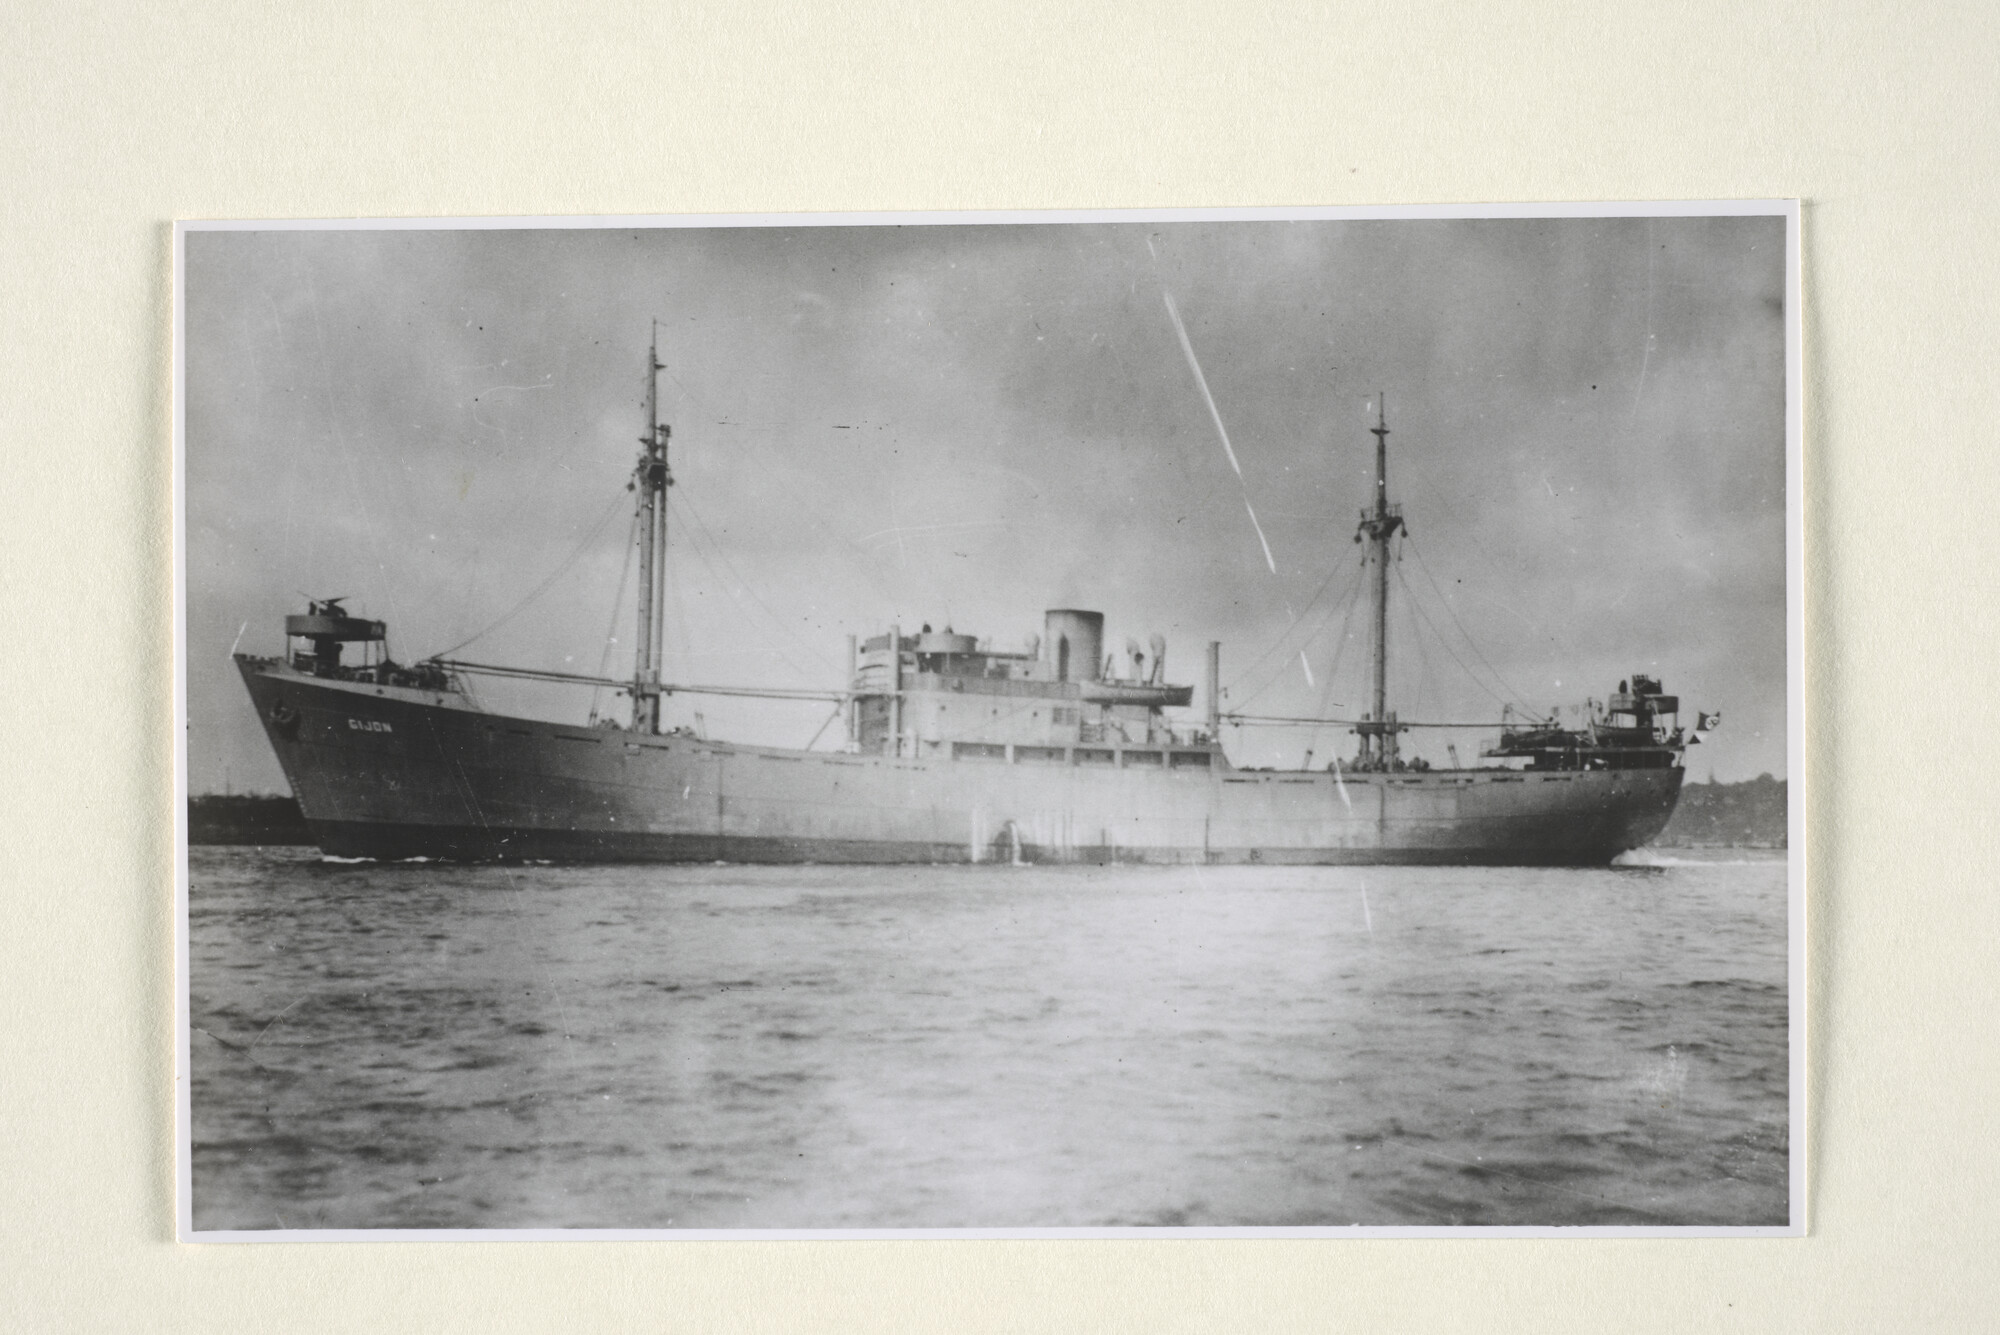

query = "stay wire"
[[427, 489, 630, 661], [1224, 550, 1365, 701], [1405, 534, 1536, 712], [1232, 552, 1367, 713], [1221, 554, 1354, 694], [668, 492, 835, 679], [1393, 563, 1508, 708], [1399, 560, 1440, 738], [1321, 597, 1359, 714], [588, 507, 642, 722], [1302, 576, 1364, 762]]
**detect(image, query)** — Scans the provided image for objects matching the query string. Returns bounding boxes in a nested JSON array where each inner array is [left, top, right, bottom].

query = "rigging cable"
[[1224, 550, 1365, 701], [1233, 578, 1354, 715], [666, 348, 908, 610], [667, 491, 835, 679], [1404, 534, 1537, 712], [1301, 573, 1365, 765], [669, 490, 832, 678], [587, 507, 642, 723], [1393, 563, 1510, 708], [1232, 550, 1368, 712], [1398, 556, 1443, 747], [426, 488, 632, 661], [661, 503, 696, 731]]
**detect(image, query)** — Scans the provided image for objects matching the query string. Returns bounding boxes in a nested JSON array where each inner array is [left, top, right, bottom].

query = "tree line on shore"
[[1655, 774, 1788, 848]]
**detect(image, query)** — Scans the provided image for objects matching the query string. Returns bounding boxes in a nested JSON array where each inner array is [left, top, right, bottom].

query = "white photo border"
[[174, 199, 1804, 1242]]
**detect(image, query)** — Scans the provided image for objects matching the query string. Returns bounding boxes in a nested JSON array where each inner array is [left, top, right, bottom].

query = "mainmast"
[[632, 324, 672, 733], [1355, 394, 1404, 769]]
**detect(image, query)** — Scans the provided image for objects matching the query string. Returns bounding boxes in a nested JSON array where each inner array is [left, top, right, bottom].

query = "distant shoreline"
[[1655, 776, 1788, 850], [186, 794, 312, 846]]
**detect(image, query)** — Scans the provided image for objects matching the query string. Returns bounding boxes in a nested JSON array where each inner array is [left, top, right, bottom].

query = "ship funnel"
[[1044, 609, 1104, 683]]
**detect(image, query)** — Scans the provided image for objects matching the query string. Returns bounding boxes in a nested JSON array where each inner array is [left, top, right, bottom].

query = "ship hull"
[[239, 659, 1684, 867]]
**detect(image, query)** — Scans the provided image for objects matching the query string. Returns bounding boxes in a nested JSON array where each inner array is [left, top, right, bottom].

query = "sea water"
[[186, 848, 1789, 1230]]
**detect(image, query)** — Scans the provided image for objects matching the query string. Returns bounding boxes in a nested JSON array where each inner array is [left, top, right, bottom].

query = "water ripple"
[[188, 848, 1789, 1229]]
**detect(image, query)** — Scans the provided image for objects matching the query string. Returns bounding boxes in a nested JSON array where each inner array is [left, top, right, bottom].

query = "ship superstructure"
[[851, 611, 1201, 761], [235, 336, 1701, 865]]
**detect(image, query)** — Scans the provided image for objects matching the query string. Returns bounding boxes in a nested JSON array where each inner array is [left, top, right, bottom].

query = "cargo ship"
[[236, 339, 1700, 865]]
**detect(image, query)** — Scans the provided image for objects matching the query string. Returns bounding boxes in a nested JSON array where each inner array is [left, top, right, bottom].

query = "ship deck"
[[239, 657, 1684, 867]]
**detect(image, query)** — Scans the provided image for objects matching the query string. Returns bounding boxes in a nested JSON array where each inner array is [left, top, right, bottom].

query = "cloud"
[[184, 217, 1788, 790]]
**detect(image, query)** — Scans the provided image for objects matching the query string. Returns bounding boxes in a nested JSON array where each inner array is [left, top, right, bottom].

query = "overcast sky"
[[184, 214, 1789, 794]]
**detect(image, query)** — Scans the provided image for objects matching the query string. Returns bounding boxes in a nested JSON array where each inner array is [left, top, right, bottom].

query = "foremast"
[[633, 324, 672, 734], [1354, 395, 1404, 769]]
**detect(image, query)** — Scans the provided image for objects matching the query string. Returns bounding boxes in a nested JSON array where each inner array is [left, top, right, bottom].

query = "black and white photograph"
[[176, 206, 1800, 1237]]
